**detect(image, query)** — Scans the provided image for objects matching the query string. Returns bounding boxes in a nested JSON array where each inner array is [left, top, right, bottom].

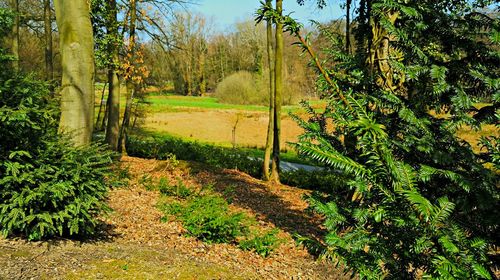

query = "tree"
[[270, 0, 283, 183], [286, 0, 499, 278], [257, 0, 286, 183], [104, 0, 120, 151], [345, 0, 350, 53], [43, 0, 53, 80], [165, 13, 210, 96], [54, 0, 95, 146], [119, 0, 138, 154], [7, 0, 18, 71], [0, 7, 114, 241], [262, 0, 275, 180]]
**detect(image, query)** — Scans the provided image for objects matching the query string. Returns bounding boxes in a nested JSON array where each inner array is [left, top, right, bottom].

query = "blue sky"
[[193, 0, 342, 31]]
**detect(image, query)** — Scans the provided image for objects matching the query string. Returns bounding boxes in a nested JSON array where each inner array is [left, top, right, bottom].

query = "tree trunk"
[[106, 70, 121, 149], [119, 0, 137, 154], [44, 0, 53, 80], [119, 85, 134, 154], [105, 0, 121, 151], [101, 93, 110, 131], [270, 0, 283, 183], [263, 0, 275, 181], [8, 0, 19, 71], [197, 49, 206, 96], [95, 83, 107, 131], [346, 0, 351, 54], [54, 0, 95, 146]]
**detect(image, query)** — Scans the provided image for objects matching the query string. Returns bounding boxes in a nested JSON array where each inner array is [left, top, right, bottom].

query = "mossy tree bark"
[[8, 0, 19, 71], [263, 0, 275, 181], [55, 0, 95, 146], [44, 0, 53, 80], [105, 0, 121, 151], [270, 0, 283, 183]]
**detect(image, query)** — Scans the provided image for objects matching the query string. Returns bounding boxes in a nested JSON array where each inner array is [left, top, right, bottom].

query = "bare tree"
[[270, 0, 283, 183], [119, 0, 138, 154], [263, 0, 275, 180]]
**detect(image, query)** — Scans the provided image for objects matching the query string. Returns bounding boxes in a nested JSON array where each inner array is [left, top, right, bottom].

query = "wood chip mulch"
[[0, 156, 351, 280]]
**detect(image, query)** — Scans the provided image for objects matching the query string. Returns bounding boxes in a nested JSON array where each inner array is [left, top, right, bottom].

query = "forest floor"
[[0, 156, 351, 280]]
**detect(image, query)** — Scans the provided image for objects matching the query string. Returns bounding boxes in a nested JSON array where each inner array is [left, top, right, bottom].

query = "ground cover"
[[0, 156, 350, 280]]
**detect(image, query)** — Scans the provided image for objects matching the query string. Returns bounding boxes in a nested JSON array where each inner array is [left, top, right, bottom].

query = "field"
[[144, 110, 304, 149], [95, 91, 498, 154], [143, 95, 314, 149]]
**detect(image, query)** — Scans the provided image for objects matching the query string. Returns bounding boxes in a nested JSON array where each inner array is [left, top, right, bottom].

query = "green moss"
[[9, 250, 33, 258], [66, 254, 248, 280]]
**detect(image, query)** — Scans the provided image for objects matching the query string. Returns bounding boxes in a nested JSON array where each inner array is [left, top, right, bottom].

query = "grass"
[[145, 94, 310, 113]]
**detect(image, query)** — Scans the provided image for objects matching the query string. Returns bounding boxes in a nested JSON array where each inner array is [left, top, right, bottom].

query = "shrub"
[[239, 229, 281, 257], [127, 135, 262, 177], [0, 141, 114, 240], [214, 70, 303, 106], [0, 62, 115, 241], [278, 1, 500, 277], [158, 178, 192, 199], [159, 185, 281, 257], [161, 194, 248, 244], [128, 134, 348, 193], [214, 71, 267, 105]]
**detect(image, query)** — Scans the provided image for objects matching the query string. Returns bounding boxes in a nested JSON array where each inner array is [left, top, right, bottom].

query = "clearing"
[[144, 110, 303, 148], [141, 95, 498, 152]]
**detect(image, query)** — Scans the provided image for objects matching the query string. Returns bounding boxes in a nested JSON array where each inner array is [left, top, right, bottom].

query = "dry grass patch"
[[143, 110, 304, 148]]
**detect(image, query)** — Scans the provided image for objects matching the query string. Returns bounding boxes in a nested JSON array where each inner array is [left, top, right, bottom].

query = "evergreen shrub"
[[162, 194, 247, 243], [0, 66, 115, 241]]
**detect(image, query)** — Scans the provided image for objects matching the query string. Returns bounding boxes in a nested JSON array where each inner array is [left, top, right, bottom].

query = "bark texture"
[[8, 0, 19, 71], [44, 0, 53, 80], [55, 0, 95, 146], [105, 0, 121, 151]]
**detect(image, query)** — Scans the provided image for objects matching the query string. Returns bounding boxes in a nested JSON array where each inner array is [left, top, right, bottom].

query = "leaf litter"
[[0, 156, 351, 279]]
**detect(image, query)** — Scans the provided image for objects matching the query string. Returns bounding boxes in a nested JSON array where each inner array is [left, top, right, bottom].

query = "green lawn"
[[145, 94, 314, 113]]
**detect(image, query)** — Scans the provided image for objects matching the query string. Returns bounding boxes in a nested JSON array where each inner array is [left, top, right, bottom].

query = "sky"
[[193, 0, 343, 31]]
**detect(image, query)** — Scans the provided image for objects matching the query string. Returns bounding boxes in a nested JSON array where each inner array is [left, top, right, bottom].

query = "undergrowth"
[[239, 229, 282, 257], [128, 135, 262, 178], [128, 134, 346, 192], [154, 178, 282, 257], [0, 64, 118, 241]]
